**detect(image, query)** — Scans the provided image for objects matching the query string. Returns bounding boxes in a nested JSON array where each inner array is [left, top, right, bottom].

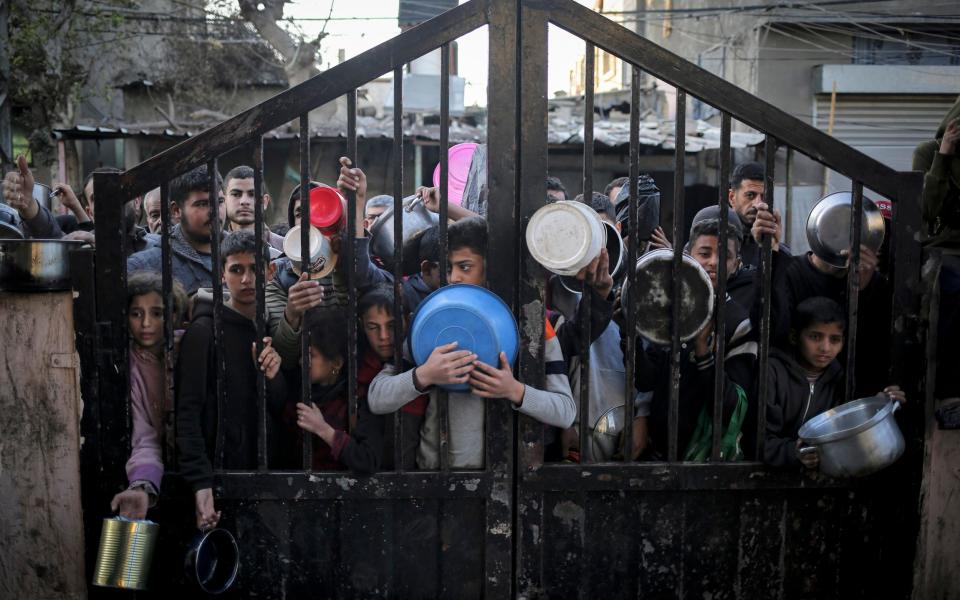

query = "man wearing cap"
[[727, 162, 790, 268]]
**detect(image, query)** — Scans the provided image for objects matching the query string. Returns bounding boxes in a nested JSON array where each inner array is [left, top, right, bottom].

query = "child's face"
[[421, 261, 442, 291], [447, 247, 485, 285], [361, 305, 397, 362], [689, 234, 740, 289], [222, 252, 275, 307], [797, 321, 845, 371], [308, 345, 343, 385], [129, 291, 164, 350]]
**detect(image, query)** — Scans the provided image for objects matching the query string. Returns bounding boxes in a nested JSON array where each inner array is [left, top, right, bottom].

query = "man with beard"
[[127, 165, 225, 295], [727, 162, 790, 267], [143, 187, 176, 234], [223, 165, 283, 254]]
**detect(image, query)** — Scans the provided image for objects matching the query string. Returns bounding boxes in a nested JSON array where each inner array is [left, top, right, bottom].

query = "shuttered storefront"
[[813, 94, 956, 171]]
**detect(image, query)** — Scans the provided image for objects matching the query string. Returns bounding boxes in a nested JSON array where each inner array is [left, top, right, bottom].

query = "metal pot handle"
[[403, 194, 423, 212], [798, 445, 818, 456]]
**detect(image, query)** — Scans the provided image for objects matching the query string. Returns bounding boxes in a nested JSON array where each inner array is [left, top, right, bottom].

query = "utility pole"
[[0, 0, 12, 167]]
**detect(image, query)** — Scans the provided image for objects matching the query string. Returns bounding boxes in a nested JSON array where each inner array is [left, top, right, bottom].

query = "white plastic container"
[[526, 201, 607, 276], [283, 225, 337, 279]]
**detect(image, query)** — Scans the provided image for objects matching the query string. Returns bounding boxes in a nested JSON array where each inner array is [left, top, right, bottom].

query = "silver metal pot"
[[806, 192, 885, 268], [591, 404, 626, 462], [33, 182, 56, 211], [369, 194, 440, 276], [0, 239, 84, 291], [798, 396, 905, 478]]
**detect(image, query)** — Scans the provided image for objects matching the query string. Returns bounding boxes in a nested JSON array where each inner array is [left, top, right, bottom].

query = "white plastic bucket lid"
[[526, 201, 605, 275]]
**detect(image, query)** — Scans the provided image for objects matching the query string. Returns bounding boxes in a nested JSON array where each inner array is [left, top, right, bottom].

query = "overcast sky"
[[283, 0, 593, 106]]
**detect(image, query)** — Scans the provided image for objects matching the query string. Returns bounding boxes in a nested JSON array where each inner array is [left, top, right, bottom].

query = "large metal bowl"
[[0, 239, 84, 291], [798, 395, 905, 478], [806, 192, 885, 268], [369, 195, 440, 276]]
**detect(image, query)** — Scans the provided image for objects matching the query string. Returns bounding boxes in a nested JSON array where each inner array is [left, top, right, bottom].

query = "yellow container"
[[92, 517, 159, 590]]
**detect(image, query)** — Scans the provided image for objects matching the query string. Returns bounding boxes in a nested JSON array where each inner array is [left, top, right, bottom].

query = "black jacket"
[[175, 295, 287, 491], [636, 296, 758, 459], [763, 348, 845, 467], [767, 251, 891, 396]]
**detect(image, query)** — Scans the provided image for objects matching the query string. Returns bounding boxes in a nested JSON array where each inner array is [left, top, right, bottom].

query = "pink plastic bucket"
[[431, 142, 476, 206]]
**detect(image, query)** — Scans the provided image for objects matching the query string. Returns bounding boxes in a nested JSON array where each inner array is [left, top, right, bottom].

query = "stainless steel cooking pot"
[[33, 182, 56, 211], [591, 404, 626, 461], [184, 528, 240, 595], [369, 194, 440, 276], [798, 395, 905, 478], [0, 238, 84, 291], [806, 192, 885, 268]]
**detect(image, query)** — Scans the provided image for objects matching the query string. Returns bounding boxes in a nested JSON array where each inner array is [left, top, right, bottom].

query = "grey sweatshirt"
[[368, 322, 575, 469]]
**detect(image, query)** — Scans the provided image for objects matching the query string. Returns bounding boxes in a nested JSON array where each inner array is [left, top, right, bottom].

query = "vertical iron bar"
[[845, 181, 863, 402], [622, 65, 641, 462], [438, 44, 451, 472], [578, 41, 594, 462], [299, 114, 313, 471], [159, 183, 173, 356], [711, 113, 731, 460], [668, 90, 686, 462], [345, 91, 358, 435], [208, 159, 226, 470], [785, 148, 794, 247], [253, 139, 268, 471], [392, 66, 405, 471], [756, 135, 777, 459]]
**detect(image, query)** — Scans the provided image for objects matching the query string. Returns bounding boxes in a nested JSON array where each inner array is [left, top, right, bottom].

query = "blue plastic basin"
[[409, 284, 520, 392]]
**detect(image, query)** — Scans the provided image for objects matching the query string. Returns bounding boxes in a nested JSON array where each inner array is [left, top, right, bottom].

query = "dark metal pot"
[[369, 195, 440, 276], [798, 396, 905, 478], [184, 528, 240, 595], [0, 239, 83, 291]]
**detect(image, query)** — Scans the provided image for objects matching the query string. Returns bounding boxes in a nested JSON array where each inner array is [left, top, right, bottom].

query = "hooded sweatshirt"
[[127, 224, 213, 295], [368, 319, 576, 469], [913, 95, 960, 252], [175, 293, 288, 492], [763, 348, 845, 467]]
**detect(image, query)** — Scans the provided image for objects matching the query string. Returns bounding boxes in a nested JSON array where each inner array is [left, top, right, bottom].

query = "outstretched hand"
[[2, 155, 38, 220], [751, 202, 782, 249]]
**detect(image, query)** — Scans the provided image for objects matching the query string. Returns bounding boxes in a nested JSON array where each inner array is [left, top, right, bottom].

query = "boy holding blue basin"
[[369, 217, 599, 468]]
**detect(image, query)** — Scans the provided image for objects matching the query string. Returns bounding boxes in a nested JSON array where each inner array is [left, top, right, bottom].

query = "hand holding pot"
[[414, 341, 477, 389], [574, 247, 613, 299], [337, 156, 366, 238], [751, 202, 782, 250], [882, 385, 906, 405], [194, 488, 221, 530], [796, 440, 819, 469]]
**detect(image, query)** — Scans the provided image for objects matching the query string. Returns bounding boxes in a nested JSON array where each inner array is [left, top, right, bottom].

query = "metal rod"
[[578, 41, 595, 462], [299, 114, 313, 471], [208, 159, 226, 470], [159, 183, 174, 357], [392, 66, 405, 472], [253, 139, 268, 471], [668, 90, 686, 462], [622, 65, 641, 463], [711, 112, 731, 461], [438, 44, 451, 472], [756, 135, 777, 459], [345, 90, 359, 435], [785, 147, 794, 247], [845, 181, 863, 402]]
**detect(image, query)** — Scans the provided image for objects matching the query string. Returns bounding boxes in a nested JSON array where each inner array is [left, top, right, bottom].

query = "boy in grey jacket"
[[368, 217, 579, 469]]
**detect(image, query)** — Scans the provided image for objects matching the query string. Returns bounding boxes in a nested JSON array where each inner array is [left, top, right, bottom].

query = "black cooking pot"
[[184, 528, 239, 595]]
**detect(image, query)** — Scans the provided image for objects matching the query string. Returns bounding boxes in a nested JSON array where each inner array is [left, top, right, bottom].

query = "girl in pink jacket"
[[110, 271, 185, 519]]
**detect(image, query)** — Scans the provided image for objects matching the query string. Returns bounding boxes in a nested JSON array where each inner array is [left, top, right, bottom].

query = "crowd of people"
[[2, 97, 956, 529]]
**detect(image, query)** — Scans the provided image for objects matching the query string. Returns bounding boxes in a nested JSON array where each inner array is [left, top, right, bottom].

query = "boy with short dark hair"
[[368, 216, 578, 469], [402, 225, 442, 313], [763, 296, 905, 469], [176, 230, 286, 530]]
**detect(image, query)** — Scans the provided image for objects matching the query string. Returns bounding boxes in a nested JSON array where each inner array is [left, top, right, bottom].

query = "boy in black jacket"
[[763, 297, 905, 469], [176, 231, 287, 530]]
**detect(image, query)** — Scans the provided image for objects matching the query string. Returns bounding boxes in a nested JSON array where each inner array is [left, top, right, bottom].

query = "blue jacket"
[[127, 224, 212, 295]]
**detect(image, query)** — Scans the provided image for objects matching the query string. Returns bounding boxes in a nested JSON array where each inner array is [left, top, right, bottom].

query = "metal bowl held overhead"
[[0, 238, 84, 291], [409, 284, 519, 392], [369, 195, 440, 276], [806, 192, 885, 268], [620, 248, 715, 346], [798, 395, 905, 478]]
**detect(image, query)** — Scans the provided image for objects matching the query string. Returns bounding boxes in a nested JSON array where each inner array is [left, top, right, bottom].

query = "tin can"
[[92, 516, 159, 590]]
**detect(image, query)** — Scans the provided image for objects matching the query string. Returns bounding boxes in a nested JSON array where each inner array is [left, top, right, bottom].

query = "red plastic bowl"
[[308, 186, 345, 234]]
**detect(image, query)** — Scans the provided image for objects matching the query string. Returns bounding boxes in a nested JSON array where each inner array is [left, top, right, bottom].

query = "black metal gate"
[[77, 1, 927, 597]]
